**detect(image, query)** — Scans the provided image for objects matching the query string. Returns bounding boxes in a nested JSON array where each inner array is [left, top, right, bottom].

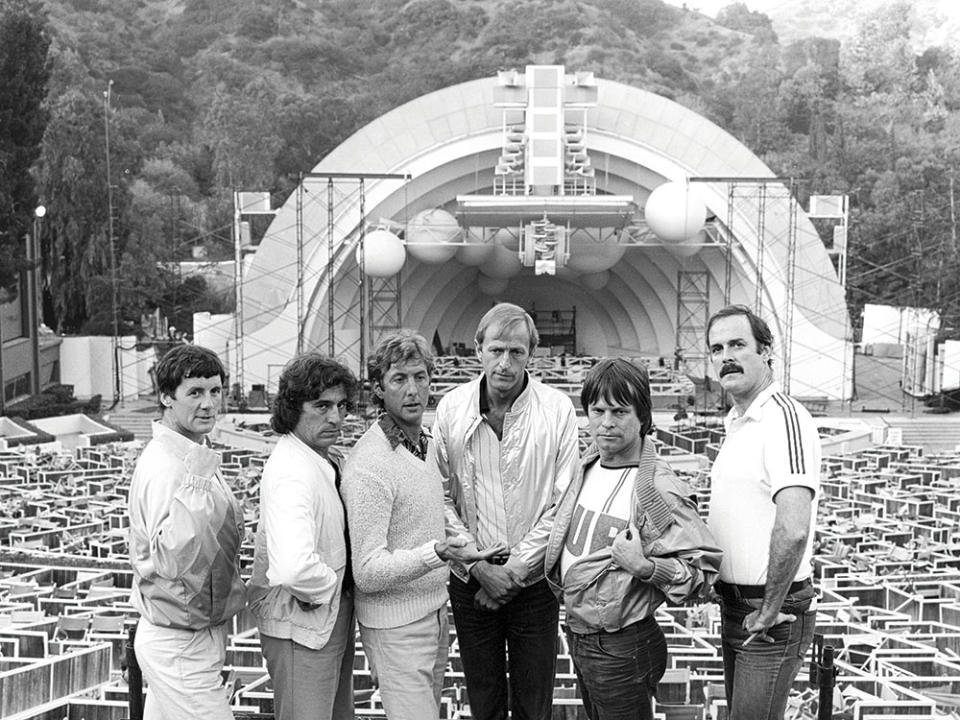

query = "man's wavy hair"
[[367, 329, 434, 409], [155, 345, 225, 408], [579, 358, 653, 437], [271, 353, 358, 434]]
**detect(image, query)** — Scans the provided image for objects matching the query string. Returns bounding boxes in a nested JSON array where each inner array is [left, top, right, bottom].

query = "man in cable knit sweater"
[[341, 329, 501, 720]]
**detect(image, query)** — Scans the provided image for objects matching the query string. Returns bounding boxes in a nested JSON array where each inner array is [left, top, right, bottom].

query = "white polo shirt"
[[708, 383, 821, 585]]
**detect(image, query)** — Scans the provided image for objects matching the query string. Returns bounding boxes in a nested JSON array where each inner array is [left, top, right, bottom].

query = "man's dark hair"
[[271, 353, 358, 434], [580, 358, 653, 437], [155, 345, 225, 407], [706, 304, 774, 362], [368, 329, 434, 409]]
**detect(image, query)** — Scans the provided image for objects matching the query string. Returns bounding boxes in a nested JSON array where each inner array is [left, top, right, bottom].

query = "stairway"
[[100, 400, 157, 442], [881, 415, 960, 454]]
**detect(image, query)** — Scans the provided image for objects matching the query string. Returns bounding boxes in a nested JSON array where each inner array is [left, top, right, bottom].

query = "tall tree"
[[35, 87, 141, 333], [0, 0, 51, 295]]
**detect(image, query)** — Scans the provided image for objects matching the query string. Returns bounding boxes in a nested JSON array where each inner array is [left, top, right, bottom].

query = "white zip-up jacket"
[[433, 374, 580, 584], [247, 434, 349, 650]]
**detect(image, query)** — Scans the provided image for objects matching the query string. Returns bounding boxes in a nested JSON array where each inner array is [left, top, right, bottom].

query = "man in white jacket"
[[433, 304, 580, 720], [247, 354, 359, 720]]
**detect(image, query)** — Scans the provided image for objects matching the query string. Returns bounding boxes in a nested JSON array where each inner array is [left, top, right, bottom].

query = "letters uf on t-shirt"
[[559, 464, 635, 581]]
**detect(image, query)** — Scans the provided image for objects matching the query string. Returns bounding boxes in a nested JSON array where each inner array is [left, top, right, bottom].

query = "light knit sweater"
[[341, 422, 448, 628]]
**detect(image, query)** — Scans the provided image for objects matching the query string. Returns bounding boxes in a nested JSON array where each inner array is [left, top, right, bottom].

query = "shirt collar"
[[725, 380, 778, 425], [378, 413, 430, 460]]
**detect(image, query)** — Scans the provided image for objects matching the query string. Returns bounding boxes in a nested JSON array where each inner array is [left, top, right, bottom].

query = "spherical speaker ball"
[[644, 181, 707, 244], [579, 270, 610, 290], [567, 237, 625, 273], [477, 273, 509, 295], [457, 228, 495, 266], [406, 208, 460, 264], [358, 229, 406, 277], [480, 242, 522, 279], [493, 227, 520, 251]]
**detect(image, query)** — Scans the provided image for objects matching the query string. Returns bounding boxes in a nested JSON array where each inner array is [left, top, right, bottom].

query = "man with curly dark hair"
[[247, 353, 359, 720]]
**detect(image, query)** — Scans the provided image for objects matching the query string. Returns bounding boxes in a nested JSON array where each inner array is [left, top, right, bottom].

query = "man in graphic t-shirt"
[[545, 358, 720, 720]]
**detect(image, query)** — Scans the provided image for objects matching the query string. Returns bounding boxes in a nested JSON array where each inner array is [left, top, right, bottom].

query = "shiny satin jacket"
[[545, 440, 722, 634], [129, 422, 246, 629], [432, 374, 580, 583]]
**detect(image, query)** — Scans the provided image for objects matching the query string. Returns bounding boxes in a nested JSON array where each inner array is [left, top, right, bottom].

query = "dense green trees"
[[9, 0, 960, 337], [0, 0, 51, 295]]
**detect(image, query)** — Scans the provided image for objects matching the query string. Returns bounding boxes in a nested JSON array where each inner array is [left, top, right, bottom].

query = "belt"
[[715, 578, 811, 600]]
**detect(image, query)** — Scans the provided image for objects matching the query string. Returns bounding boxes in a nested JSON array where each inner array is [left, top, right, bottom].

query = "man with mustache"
[[706, 305, 821, 720], [433, 303, 580, 720]]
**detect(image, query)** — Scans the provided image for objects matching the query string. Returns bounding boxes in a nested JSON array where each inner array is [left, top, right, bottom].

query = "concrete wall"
[[59, 336, 151, 400]]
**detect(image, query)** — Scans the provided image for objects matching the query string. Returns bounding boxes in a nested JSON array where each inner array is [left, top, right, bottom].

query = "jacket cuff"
[[505, 554, 532, 585], [647, 558, 678, 587], [420, 541, 447, 570]]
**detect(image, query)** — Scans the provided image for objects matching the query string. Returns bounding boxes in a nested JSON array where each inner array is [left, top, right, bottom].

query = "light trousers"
[[135, 618, 233, 720], [359, 607, 449, 720]]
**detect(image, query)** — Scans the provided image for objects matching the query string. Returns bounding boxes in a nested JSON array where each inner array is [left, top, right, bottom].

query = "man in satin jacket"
[[433, 302, 580, 720], [129, 344, 245, 720]]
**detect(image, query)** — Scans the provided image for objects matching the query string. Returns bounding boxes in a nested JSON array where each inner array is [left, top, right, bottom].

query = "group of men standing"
[[128, 301, 821, 720]]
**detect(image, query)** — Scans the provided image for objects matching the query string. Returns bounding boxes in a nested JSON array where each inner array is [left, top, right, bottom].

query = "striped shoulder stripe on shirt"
[[771, 392, 806, 474]]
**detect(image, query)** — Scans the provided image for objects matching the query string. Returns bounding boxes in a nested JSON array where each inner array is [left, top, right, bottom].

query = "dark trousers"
[[565, 616, 667, 720], [449, 575, 559, 720]]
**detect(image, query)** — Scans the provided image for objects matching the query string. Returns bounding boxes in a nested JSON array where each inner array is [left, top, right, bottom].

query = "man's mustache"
[[719, 363, 743, 378]]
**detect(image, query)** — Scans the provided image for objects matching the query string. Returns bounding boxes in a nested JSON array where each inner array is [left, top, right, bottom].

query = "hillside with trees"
[[2, 0, 959, 340]]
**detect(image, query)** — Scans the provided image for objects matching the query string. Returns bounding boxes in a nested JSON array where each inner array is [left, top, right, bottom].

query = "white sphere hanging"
[[358, 229, 406, 277], [644, 181, 707, 243], [405, 208, 460, 264], [493, 227, 520, 251], [477, 273, 509, 296], [457, 228, 495, 266], [579, 270, 610, 290], [480, 242, 522, 279], [567, 236, 626, 273]]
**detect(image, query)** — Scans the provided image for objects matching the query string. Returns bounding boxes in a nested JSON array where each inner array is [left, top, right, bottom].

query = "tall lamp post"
[[28, 205, 45, 395]]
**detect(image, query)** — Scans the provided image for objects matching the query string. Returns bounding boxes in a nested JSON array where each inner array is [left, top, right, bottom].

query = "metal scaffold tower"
[[294, 172, 409, 409], [692, 177, 801, 395]]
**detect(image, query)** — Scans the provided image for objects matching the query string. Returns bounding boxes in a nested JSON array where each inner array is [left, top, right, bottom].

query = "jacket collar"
[[284, 432, 338, 468], [580, 437, 673, 535], [151, 419, 206, 457], [477, 372, 532, 415]]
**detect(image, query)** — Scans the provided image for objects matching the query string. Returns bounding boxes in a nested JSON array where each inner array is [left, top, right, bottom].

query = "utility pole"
[[104, 80, 121, 406]]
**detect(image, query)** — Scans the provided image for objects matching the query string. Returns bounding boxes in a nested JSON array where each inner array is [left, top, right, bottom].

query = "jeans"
[[565, 616, 667, 720], [449, 575, 559, 720], [259, 593, 355, 720], [359, 608, 449, 720], [134, 618, 233, 720], [719, 584, 817, 720]]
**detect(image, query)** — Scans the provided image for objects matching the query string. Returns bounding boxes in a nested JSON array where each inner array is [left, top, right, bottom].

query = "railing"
[[431, 355, 695, 402]]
